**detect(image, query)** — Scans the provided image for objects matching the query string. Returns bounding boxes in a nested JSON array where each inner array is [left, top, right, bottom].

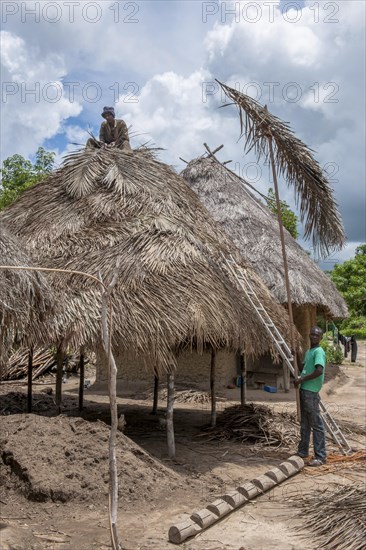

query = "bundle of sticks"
[[1, 348, 86, 381], [2, 348, 56, 381], [202, 403, 299, 448], [296, 484, 366, 550], [164, 389, 216, 404]]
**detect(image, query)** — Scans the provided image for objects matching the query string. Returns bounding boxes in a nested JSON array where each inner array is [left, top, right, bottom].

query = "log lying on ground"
[[168, 456, 304, 544]]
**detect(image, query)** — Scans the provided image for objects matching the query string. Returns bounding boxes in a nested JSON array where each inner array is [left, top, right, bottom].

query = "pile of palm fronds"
[[201, 403, 299, 447], [296, 484, 366, 550], [165, 389, 221, 404], [337, 419, 366, 437], [147, 388, 219, 404]]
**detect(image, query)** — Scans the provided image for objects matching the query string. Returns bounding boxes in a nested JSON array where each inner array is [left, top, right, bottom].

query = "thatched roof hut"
[[181, 156, 348, 325], [0, 147, 300, 373], [0, 225, 54, 367]]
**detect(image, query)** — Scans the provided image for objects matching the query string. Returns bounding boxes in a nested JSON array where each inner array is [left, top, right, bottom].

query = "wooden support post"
[[152, 374, 159, 415], [166, 371, 175, 459], [27, 347, 33, 413], [210, 349, 217, 427], [240, 351, 246, 406], [78, 351, 85, 411], [100, 260, 122, 550], [282, 361, 290, 393], [55, 345, 64, 415]]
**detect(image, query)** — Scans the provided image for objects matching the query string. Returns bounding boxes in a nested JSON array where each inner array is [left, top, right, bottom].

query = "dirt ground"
[[0, 344, 365, 550]]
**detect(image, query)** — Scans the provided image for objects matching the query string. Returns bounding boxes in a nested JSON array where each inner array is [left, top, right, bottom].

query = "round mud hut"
[[0, 225, 55, 374], [181, 155, 348, 386], [0, 147, 300, 397]]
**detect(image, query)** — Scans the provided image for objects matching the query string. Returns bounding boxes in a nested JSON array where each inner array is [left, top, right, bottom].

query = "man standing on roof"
[[294, 326, 327, 467], [86, 106, 132, 151]]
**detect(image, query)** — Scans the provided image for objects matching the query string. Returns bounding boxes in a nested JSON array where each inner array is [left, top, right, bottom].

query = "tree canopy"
[[0, 147, 55, 210], [266, 187, 299, 239], [330, 244, 366, 316]]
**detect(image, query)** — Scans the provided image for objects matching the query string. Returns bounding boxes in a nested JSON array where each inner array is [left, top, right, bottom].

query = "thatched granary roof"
[[181, 156, 348, 319], [0, 147, 300, 372], [0, 225, 55, 364]]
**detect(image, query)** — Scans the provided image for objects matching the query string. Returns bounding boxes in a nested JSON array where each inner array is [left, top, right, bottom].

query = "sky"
[[1, 0, 365, 269]]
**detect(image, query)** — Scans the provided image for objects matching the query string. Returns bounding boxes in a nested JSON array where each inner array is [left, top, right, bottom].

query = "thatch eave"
[[0, 225, 56, 365], [181, 156, 348, 320]]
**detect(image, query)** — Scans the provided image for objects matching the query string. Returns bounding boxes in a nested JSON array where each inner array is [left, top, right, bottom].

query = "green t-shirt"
[[300, 346, 326, 393]]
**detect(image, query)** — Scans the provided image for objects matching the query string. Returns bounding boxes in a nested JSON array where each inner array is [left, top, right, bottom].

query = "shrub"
[[341, 328, 366, 339], [320, 338, 344, 365], [340, 316, 366, 339]]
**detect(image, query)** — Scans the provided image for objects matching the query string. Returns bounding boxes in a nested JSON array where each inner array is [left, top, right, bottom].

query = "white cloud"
[[1, 30, 82, 160], [118, 69, 232, 163]]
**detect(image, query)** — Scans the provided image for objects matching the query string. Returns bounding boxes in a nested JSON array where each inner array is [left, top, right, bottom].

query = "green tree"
[[330, 244, 366, 316], [0, 147, 55, 210], [266, 188, 299, 239]]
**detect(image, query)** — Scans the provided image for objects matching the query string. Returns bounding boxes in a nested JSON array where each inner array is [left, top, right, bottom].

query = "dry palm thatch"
[[0, 226, 55, 367], [296, 484, 366, 550], [153, 388, 218, 404], [181, 156, 348, 318], [216, 80, 345, 257], [201, 403, 299, 448], [0, 147, 301, 374]]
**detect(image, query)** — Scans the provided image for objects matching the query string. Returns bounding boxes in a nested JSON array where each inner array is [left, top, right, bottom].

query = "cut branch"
[[216, 79, 345, 256], [100, 258, 122, 550]]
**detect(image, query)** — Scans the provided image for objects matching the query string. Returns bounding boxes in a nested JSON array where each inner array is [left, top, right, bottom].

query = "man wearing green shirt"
[[294, 326, 326, 466]]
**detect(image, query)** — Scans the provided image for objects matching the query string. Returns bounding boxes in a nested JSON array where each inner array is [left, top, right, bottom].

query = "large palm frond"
[[216, 80, 345, 256], [63, 147, 111, 198]]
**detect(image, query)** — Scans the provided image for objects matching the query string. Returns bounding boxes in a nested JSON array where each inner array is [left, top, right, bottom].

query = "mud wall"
[[95, 348, 239, 392]]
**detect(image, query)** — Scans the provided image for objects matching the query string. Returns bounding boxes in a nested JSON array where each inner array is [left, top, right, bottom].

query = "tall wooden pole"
[[100, 262, 121, 550], [152, 374, 159, 415], [210, 349, 217, 427], [268, 135, 301, 419], [166, 371, 175, 459], [55, 345, 64, 415], [240, 351, 246, 406], [27, 347, 34, 413], [78, 350, 85, 411]]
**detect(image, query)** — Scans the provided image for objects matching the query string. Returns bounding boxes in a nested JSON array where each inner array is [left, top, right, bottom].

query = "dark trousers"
[[298, 389, 326, 462]]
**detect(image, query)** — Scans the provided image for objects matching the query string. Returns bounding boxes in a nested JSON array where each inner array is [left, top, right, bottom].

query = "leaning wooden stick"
[[268, 134, 300, 419], [100, 258, 122, 550]]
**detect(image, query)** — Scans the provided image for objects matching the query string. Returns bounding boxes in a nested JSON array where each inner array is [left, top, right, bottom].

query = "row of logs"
[[169, 455, 304, 544]]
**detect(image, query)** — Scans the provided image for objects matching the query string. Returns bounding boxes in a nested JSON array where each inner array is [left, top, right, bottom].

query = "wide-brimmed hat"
[[101, 106, 115, 118]]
